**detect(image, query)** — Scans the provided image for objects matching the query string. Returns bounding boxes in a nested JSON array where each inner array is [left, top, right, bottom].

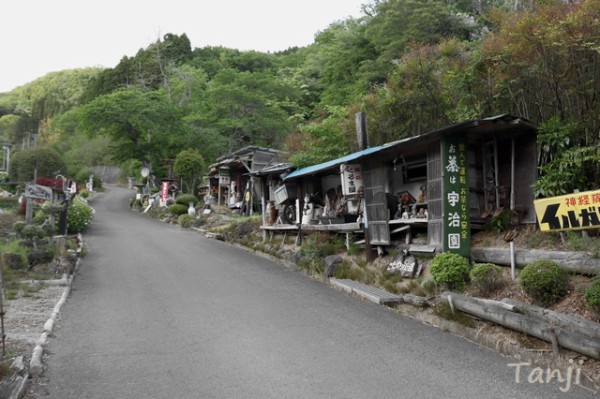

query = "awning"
[[283, 145, 385, 181]]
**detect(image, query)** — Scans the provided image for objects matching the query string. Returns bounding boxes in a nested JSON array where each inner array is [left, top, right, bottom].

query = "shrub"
[[1, 240, 28, 270], [470, 263, 506, 297], [519, 259, 569, 306], [0, 196, 18, 209], [67, 197, 94, 233], [21, 224, 45, 241], [429, 253, 471, 291], [584, 280, 600, 312], [175, 194, 198, 206], [167, 203, 188, 216], [75, 168, 103, 190], [178, 214, 195, 228], [8, 147, 67, 182], [28, 245, 55, 265], [13, 221, 26, 236]]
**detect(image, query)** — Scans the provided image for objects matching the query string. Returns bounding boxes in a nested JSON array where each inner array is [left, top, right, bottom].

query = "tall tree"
[[193, 68, 300, 152], [173, 149, 205, 194], [79, 89, 188, 172]]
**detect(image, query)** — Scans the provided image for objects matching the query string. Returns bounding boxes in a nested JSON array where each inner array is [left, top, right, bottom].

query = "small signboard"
[[534, 189, 600, 232], [218, 168, 230, 187], [25, 184, 52, 201], [340, 164, 363, 195]]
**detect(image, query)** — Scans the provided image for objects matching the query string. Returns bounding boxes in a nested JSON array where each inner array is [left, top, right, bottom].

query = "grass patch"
[[434, 301, 476, 328]]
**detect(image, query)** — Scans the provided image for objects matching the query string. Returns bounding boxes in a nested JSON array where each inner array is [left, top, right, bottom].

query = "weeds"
[[434, 301, 476, 328]]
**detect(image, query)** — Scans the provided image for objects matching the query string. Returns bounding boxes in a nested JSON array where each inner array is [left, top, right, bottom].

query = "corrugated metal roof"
[[284, 145, 384, 180], [282, 114, 536, 181]]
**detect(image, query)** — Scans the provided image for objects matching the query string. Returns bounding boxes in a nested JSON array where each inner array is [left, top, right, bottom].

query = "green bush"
[[470, 263, 506, 297], [75, 168, 103, 190], [429, 253, 471, 291], [0, 196, 18, 209], [584, 280, 600, 312], [21, 224, 45, 240], [13, 221, 26, 236], [0, 240, 28, 270], [177, 214, 195, 228], [175, 194, 198, 206], [68, 197, 94, 233], [167, 203, 188, 216], [519, 259, 569, 306], [28, 245, 55, 265]]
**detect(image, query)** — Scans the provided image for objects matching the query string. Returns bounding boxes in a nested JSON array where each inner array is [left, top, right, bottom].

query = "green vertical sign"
[[443, 135, 471, 256]]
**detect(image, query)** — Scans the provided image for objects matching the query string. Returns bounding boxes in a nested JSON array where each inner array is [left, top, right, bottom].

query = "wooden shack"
[[207, 146, 285, 214], [264, 115, 538, 257]]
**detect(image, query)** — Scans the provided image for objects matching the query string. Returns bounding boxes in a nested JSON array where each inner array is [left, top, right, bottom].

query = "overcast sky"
[[1, 0, 367, 93]]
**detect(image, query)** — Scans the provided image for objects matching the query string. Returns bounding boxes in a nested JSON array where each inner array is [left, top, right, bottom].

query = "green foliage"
[[299, 233, 345, 274], [429, 253, 471, 291], [0, 196, 18, 209], [488, 209, 513, 233], [286, 106, 354, 168], [28, 245, 55, 265], [332, 261, 363, 281], [21, 224, 45, 240], [469, 263, 506, 297], [584, 280, 600, 312], [8, 147, 67, 182], [177, 214, 196, 228], [67, 197, 94, 233], [167, 203, 188, 216], [0, 240, 28, 270], [173, 149, 205, 194], [79, 89, 188, 167], [519, 260, 569, 307], [74, 168, 103, 189], [175, 194, 198, 206], [534, 117, 598, 197]]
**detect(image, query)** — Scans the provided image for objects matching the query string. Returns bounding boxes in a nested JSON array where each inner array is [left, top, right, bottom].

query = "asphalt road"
[[32, 186, 595, 398]]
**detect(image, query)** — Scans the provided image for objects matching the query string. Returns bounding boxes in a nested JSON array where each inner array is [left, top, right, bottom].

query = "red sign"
[[160, 181, 169, 205]]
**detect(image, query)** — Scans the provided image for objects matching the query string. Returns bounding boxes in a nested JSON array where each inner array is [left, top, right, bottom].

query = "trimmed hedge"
[[175, 194, 198, 206], [470, 263, 505, 297], [519, 259, 569, 306], [167, 203, 188, 216], [584, 280, 600, 312], [429, 253, 471, 291]]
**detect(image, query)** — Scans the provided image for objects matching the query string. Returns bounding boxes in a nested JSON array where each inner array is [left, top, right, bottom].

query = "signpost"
[[25, 184, 53, 201]]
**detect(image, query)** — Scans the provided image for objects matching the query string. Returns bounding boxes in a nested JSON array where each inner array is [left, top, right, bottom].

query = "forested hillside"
[[0, 0, 598, 195]]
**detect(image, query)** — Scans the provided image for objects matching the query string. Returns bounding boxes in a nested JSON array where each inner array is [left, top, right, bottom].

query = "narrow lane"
[[33, 186, 594, 398]]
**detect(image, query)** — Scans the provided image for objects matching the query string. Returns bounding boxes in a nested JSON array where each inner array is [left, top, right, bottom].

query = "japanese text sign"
[[443, 136, 470, 256], [534, 189, 600, 232], [340, 164, 364, 195]]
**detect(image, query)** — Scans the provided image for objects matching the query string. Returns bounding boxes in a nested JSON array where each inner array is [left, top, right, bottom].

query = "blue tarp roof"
[[284, 145, 385, 180]]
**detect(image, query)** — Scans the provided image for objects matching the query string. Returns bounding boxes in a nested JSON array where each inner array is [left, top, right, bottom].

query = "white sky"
[[0, 0, 367, 93]]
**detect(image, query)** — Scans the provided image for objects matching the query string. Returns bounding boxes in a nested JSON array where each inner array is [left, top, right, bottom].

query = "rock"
[[323, 255, 343, 277], [237, 222, 254, 237]]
